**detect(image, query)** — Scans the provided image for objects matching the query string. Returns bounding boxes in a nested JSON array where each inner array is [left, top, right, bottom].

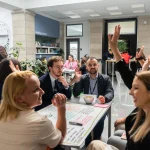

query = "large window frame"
[[66, 24, 83, 37]]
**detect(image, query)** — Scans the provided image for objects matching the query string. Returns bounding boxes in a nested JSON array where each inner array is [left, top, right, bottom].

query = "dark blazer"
[[115, 59, 134, 89], [35, 72, 71, 111], [73, 73, 114, 103]]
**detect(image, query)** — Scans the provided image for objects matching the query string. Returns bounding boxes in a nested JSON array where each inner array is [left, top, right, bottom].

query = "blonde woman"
[[108, 25, 150, 150], [0, 71, 67, 150]]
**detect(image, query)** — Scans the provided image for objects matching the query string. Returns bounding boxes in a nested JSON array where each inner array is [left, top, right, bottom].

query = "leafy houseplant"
[[27, 59, 48, 77], [118, 40, 128, 53]]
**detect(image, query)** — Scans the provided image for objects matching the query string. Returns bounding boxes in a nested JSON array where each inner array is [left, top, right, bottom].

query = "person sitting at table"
[[0, 46, 7, 62], [0, 58, 21, 100], [120, 51, 132, 65], [35, 56, 71, 111], [0, 70, 67, 150], [63, 54, 78, 70], [79, 56, 88, 75], [107, 24, 150, 150], [72, 57, 114, 146]]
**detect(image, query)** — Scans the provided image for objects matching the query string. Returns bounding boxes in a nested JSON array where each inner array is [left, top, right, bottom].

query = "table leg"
[[105, 61, 107, 75], [112, 62, 114, 86], [108, 106, 111, 138]]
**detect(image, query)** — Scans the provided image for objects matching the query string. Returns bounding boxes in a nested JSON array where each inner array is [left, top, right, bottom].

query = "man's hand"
[[57, 76, 69, 88], [73, 71, 82, 82], [98, 95, 105, 104], [52, 93, 67, 108]]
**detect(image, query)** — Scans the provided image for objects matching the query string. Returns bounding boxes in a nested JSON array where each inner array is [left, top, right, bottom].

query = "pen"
[[69, 121, 83, 126]]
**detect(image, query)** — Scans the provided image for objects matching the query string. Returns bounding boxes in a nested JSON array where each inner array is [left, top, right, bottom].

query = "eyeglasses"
[[53, 66, 63, 70]]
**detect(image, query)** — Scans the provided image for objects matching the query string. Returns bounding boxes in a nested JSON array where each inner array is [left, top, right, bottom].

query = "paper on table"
[[94, 103, 109, 108]]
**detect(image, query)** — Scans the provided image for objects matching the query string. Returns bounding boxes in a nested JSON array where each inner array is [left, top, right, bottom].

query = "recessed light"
[[69, 15, 81, 18], [106, 6, 119, 11], [133, 10, 145, 13], [90, 14, 100, 17], [131, 4, 144, 8], [110, 12, 122, 15]]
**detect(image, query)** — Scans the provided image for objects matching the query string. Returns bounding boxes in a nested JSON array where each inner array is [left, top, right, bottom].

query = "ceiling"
[[1, 0, 150, 22]]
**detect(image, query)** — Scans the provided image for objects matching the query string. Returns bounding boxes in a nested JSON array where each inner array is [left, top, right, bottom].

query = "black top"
[[116, 59, 150, 150], [125, 108, 150, 150]]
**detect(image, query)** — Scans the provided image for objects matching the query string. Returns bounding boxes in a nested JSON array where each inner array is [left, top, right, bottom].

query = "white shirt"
[[0, 110, 61, 150], [49, 73, 57, 91]]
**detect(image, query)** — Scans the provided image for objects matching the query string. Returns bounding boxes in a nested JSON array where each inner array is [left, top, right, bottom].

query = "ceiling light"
[[90, 14, 100, 17], [133, 10, 145, 13], [131, 4, 144, 8], [69, 15, 81, 18], [106, 6, 119, 11], [110, 12, 122, 15]]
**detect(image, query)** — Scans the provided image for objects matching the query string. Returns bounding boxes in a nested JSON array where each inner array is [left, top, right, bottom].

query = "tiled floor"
[[102, 77, 135, 142]]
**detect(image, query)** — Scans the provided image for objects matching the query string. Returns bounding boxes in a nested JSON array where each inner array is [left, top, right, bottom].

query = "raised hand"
[[136, 46, 144, 59], [9, 60, 20, 72], [52, 93, 67, 108], [142, 56, 150, 71], [108, 25, 122, 62], [108, 25, 121, 51]]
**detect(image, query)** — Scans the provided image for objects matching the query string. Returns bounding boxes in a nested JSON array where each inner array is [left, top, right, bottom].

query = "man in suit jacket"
[[35, 56, 71, 111], [73, 57, 114, 146]]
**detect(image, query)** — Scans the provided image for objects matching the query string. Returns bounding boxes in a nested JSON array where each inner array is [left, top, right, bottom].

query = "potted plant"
[[118, 40, 128, 53]]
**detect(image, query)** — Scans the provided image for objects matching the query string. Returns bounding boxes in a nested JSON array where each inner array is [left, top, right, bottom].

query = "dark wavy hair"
[[0, 58, 21, 83]]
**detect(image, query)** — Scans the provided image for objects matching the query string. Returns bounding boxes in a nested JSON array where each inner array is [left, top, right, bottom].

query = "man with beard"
[[35, 56, 71, 111], [73, 57, 114, 146]]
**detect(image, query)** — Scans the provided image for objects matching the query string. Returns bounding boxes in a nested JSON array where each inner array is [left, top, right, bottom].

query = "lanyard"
[[89, 79, 98, 94]]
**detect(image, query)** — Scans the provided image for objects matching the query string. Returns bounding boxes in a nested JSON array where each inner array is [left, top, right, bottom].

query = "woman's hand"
[[114, 117, 126, 127], [136, 46, 144, 59], [108, 25, 121, 52], [9, 60, 20, 72], [52, 93, 67, 108]]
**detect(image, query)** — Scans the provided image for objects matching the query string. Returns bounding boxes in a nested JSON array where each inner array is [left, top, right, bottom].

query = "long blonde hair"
[[0, 70, 36, 121], [129, 71, 150, 142]]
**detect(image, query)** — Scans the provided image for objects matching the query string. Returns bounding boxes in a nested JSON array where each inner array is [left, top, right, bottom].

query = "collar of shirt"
[[88, 73, 98, 80], [49, 73, 57, 89]]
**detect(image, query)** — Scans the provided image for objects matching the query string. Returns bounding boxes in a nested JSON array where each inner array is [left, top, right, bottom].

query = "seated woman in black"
[[108, 25, 150, 150], [87, 25, 150, 150]]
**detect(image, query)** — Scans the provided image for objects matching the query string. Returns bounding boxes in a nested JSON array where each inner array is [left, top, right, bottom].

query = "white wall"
[[0, 7, 13, 49], [64, 20, 90, 60]]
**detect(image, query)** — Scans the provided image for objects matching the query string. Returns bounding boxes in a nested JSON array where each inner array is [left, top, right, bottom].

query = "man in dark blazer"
[[35, 56, 71, 111], [73, 57, 114, 146]]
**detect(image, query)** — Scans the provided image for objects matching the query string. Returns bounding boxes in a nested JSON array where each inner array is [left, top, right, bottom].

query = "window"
[[66, 24, 83, 37], [108, 21, 136, 35]]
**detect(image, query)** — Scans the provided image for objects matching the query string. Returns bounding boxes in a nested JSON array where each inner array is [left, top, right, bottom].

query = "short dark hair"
[[0, 58, 21, 82], [87, 57, 98, 62], [47, 56, 63, 68]]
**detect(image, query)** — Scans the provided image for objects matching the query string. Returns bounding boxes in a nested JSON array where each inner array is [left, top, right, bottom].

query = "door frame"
[[66, 38, 80, 60]]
